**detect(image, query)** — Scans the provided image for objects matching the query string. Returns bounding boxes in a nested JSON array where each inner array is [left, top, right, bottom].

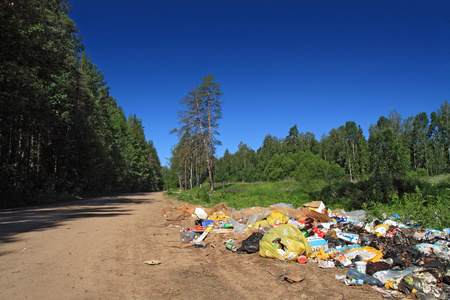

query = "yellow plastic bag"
[[208, 212, 229, 221], [259, 223, 312, 261], [316, 248, 330, 260], [253, 219, 270, 228], [266, 211, 289, 226]]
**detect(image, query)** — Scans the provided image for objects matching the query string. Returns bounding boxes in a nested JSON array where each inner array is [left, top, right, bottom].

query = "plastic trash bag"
[[266, 211, 289, 227], [253, 219, 270, 228], [247, 210, 272, 228], [259, 223, 312, 261], [345, 210, 366, 222], [239, 232, 264, 253], [228, 218, 247, 235], [271, 202, 294, 209], [208, 212, 229, 221], [373, 266, 420, 284], [365, 261, 391, 275], [413, 243, 450, 261]]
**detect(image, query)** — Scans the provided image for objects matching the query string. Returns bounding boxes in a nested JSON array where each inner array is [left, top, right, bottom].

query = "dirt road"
[[0, 192, 382, 299]]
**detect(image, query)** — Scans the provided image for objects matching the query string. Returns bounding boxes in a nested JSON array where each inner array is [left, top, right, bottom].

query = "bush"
[[318, 173, 434, 211], [364, 188, 450, 230]]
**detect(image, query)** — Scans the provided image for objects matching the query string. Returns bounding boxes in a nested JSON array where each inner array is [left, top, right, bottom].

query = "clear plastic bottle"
[[347, 268, 383, 287], [180, 231, 195, 243]]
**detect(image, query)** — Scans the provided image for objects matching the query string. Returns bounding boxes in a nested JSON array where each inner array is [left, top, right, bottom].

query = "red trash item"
[[313, 225, 325, 238], [297, 255, 307, 264]]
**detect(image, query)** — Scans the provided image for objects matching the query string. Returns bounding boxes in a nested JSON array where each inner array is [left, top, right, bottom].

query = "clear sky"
[[69, 0, 450, 166]]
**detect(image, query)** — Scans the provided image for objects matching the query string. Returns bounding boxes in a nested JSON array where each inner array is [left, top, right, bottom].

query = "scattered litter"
[[281, 272, 305, 283], [144, 260, 161, 265], [162, 201, 450, 299], [344, 278, 363, 286], [319, 260, 335, 268]]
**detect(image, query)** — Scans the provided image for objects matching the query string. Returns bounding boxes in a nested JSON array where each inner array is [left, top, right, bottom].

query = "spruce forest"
[[0, 1, 163, 208]]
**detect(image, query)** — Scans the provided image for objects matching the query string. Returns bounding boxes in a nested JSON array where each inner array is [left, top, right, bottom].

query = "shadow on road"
[[0, 193, 156, 244]]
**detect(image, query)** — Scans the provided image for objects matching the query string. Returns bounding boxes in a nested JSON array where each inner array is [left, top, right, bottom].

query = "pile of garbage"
[[161, 201, 450, 299]]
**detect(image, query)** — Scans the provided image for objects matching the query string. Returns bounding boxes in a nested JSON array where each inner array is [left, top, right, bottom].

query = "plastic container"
[[180, 231, 196, 243], [297, 255, 307, 264], [347, 268, 383, 287], [355, 261, 367, 274]]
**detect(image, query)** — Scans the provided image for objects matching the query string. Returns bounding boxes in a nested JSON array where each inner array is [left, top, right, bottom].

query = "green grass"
[[166, 175, 450, 230], [421, 173, 450, 187], [166, 181, 318, 209]]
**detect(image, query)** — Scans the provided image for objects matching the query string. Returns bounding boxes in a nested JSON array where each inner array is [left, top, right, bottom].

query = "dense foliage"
[[0, 1, 163, 208]]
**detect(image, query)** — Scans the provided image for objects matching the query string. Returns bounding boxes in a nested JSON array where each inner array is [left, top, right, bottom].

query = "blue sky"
[[69, 0, 450, 166]]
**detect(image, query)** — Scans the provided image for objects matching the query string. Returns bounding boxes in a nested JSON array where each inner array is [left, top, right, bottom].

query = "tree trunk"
[[195, 99, 214, 191], [189, 162, 193, 189], [184, 159, 187, 190], [348, 159, 353, 182], [206, 91, 215, 190]]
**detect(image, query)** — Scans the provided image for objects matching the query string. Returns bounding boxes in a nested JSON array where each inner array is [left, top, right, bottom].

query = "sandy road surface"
[[0, 192, 382, 299]]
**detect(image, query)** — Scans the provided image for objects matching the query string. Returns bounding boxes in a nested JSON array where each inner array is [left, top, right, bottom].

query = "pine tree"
[[171, 74, 223, 191]]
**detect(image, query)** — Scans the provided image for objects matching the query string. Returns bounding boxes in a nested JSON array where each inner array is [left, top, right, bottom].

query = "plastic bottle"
[[347, 268, 383, 287], [180, 231, 195, 243]]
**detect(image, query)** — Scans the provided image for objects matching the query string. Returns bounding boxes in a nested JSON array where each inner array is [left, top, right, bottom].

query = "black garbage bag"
[[366, 261, 391, 275], [444, 268, 450, 285], [390, 253, 406, 268], [359, 234, 377, 247], [238, 232, 264, 254], [324, 237, 346, 249], [422, 259, 444, 269]]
